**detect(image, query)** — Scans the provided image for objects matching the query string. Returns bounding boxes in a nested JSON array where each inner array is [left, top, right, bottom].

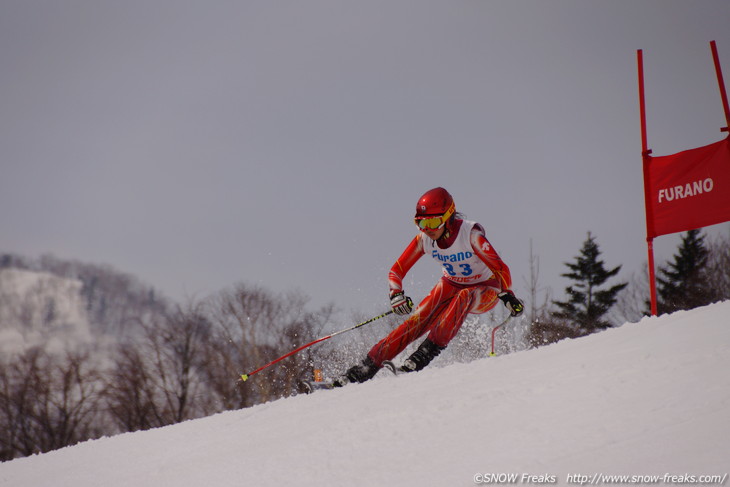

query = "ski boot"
[[400, 339, 446, 373], [332, 356, 381, 387]]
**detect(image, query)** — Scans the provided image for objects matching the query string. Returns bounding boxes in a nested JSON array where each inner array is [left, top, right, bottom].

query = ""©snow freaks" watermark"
[[473, 473, 729, 485], [474, 473, 557, 484]]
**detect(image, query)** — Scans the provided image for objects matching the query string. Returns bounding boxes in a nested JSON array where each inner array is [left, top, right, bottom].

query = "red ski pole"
[[238, 307, 398, 382]]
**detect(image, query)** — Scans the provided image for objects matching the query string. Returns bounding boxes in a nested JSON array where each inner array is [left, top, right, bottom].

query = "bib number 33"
[[443, 263, 472, 277]]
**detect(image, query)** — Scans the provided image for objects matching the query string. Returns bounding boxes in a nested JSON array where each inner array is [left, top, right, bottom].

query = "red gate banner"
[[643, 136, 730, 239]]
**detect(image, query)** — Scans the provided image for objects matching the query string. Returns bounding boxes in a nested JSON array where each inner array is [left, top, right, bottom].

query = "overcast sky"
[[2, 1, 729, 316]]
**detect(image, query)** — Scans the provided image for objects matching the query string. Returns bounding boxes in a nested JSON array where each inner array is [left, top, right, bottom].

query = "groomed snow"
[[1, 301, 728, 487]]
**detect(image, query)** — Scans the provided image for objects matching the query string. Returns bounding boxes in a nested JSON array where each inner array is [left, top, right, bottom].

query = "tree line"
[[0, 267, 349, 461], [526, 229, 730, 347]]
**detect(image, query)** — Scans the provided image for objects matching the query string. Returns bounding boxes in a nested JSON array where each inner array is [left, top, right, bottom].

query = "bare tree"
[[522, 239, 554, 323], [523, 256, 584, 348], [612, 266, 650, 324], [146, 301, 214, 423], [104, 343, 164, 432], [525, 317, 585, 348], [104, 300, 213, 431], [705, 232, 730, 302], [0, 348, 103, 461], [203, 284, 331, 408], [520, 240, 583, 349]]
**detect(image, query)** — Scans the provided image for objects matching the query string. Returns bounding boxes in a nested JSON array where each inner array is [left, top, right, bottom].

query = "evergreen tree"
[[655, 229, 712, 315], [552, 232, 627, 332]]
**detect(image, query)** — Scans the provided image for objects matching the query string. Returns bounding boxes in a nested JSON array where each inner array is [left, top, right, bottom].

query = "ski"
[[299, 380, 339, 394], [300, 363, 403, 394]]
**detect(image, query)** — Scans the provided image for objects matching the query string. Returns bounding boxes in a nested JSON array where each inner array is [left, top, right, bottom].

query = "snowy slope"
[[2, 302, 729, 487]]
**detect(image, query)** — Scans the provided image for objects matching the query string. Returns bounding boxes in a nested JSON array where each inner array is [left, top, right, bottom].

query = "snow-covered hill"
[[0, 268, 91, 354], [2, 302, 728, 487]]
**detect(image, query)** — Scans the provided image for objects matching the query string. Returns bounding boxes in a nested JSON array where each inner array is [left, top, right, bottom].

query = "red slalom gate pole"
[[637, 48, 658, 316], [710, 40, 730, 132]]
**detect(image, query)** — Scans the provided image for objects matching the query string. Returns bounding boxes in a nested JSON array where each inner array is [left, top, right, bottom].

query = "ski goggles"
[[414, 202, 455, 231]]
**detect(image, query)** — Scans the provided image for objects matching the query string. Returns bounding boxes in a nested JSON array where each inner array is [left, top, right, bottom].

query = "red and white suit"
[[367, 218, 512, 366]]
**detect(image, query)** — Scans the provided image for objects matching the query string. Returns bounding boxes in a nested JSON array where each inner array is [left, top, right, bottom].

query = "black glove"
[[390, 291, 414, 316], [498, 290, 524, 317]]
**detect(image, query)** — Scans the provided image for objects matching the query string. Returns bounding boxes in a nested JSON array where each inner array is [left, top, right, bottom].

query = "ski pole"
[[489, 314, 513, 357], [238, 307, 398, 382]]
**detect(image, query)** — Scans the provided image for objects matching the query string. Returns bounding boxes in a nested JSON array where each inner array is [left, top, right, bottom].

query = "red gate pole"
[[638, 49, 658, 316], [710, 41, 730, 133]]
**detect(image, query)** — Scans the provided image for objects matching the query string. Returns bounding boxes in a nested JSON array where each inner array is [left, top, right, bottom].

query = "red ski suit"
[[367, 219, 512, 366]]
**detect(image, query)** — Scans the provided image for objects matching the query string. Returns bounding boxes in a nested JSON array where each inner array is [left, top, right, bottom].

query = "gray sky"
[[2, 1, 729, 315]]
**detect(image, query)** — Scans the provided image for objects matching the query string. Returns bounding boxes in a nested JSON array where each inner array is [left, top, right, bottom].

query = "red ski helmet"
[[414, 187, 456, 230]]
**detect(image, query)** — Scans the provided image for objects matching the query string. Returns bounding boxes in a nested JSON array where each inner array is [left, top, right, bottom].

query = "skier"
[[334, 187, 524, 386]]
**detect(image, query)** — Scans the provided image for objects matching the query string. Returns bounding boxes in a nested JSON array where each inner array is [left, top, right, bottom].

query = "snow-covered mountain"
[[0, 268, 91, 354], [1, 301, 728, 487], [0, 259, 169, 356]]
